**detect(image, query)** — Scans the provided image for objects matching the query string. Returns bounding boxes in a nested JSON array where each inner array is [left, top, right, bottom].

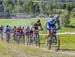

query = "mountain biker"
[[25, 26, 32, 45], [33, 19, 43, 32], [15, 26, 22, 43], [33, 19, 43, 47], [15, 26, 22, 35], [46, 15, 60, 39], [13, 26, 16, 32], [4, 25, 11, 43], [21, 26, 25, 35], [21, 26, 25, 43], [13, 26, 16, 41], [33, 19, 43, 38], [25, 26, 30, 36], [4, 25, 11, 34]]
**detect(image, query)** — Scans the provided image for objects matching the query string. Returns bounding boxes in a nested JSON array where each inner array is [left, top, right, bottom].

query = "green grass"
[[0, 18, 75, 33], [70, 18, 75, 24], [0, 18, 47, 26]]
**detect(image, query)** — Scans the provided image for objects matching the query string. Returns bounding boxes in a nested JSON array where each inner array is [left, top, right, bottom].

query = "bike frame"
[[33, 30, 40, 47]]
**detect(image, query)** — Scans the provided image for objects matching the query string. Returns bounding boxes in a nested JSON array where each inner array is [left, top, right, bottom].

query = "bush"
[[70, 8, 75, 18], [61, 11, 70, 26]]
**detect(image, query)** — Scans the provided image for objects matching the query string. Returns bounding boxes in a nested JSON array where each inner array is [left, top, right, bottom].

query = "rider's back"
[[47, 17, 55, 24], [34, 22, 41, 30], [6, 27, 11, 32], [16, 28, 21, 32]]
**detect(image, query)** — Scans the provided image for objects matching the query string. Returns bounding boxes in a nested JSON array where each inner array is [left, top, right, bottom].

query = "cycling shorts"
[[6, 32, 10, 35], [16, 32, 21, 35]]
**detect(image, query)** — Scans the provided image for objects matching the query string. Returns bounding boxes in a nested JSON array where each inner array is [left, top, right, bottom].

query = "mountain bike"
[[46, 28, 60, 50], [6, 32, 10, 43], [33, 30, 42, 47], [15, 32, 21, 44]]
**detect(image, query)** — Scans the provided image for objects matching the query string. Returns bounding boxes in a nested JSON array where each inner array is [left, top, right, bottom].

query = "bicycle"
[[0, 31, 3, 40], [26, 31, 31, 45], [46, 28, 60, 50], [33, 30, 42, 47], [20, 32, 25, 44], [6, 32, 10, 43], [15, 32, 21, 44]]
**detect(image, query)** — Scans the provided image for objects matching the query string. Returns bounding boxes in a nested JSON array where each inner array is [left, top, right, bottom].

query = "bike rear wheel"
[[35, 33, 40, 47]]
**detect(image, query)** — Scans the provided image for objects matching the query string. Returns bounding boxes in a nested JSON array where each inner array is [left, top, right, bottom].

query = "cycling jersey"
[[5, 27, 11, 34], [16, 28, 22, 32], [46, 17, 56, 30], [30, 30, 33, 34], [48, 17, 55, 24], [34, 22, 41, 30], [16, 28, 24, 35]]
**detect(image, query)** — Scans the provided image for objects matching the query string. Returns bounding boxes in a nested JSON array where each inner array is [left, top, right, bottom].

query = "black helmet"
[[37, 19, 40, 23], [50, 15, 54, 17], [6, 25, 9, 27]]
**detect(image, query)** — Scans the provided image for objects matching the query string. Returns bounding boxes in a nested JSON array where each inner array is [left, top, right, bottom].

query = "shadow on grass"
[[64, 25, 75, 28], [60, 49, 75, 51]]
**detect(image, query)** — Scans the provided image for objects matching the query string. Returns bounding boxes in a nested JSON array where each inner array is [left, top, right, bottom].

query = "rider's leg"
[[48, 29, 51, 37], [46, 22, 51, 38], [37, 33, 40, 47], [52, 24, 57, 44], [27, 34, 29, 45], [54, 32, 57, 44], [13, 33, 16, 41], [46, 29, 52, 40], [46, 22, 52, 48], [6, 34, 10, 43], [23, 34, 25, 44], [1, 32, 3, 40]]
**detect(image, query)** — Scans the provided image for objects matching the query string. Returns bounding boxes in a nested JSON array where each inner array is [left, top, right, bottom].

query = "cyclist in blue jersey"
[[5, 25, 11, 34], [46, 15, 60, 38], [4, 25, 11, 43]]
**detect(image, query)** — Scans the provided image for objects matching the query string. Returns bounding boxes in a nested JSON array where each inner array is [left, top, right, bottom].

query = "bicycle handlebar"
[[51, 27, 61, 30]]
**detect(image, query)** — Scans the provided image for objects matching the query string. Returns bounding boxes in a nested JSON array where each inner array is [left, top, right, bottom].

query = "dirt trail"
[[0, 40, 75, 57]]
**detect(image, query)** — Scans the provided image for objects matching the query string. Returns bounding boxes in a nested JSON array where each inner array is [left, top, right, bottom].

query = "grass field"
[[0, 18, 75, 57], [0, 18, 75, 33]]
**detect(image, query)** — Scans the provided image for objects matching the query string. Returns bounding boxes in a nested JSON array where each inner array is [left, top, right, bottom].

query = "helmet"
[[14, 26, 16, 28], [6, 25, 9, 27], [54, 14, 60, 18], [50, 15, 54, 18], [37, 19, 40, 23], [18, 26, 21, 28]]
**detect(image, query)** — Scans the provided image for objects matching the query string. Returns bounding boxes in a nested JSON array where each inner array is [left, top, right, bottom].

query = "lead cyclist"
[[46, 15, 61, 43]]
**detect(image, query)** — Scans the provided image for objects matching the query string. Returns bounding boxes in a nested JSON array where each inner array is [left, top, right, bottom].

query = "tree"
[[61, 11, 70, 26], [70, 8, 75, 18]]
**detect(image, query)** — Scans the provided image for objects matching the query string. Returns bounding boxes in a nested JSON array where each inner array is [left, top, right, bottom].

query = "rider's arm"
[[54, 18, 61, 29], [3, 27, 6, 33], [56, 19, 61, 29], [39, 23, 43, 30]]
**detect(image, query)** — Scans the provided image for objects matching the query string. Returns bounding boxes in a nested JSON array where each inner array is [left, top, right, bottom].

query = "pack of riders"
[[0, 15, 61, 44]]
